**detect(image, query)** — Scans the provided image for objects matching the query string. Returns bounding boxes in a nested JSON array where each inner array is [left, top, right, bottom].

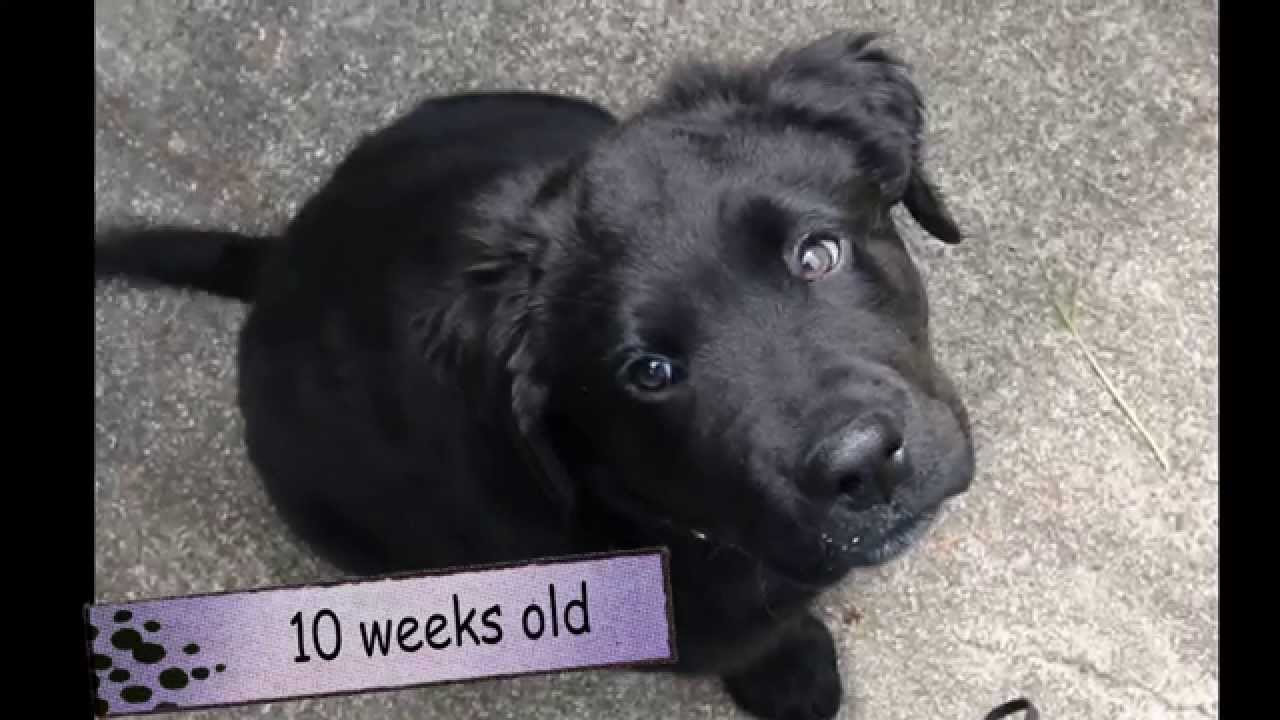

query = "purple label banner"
[[84, 548, 675, 717]]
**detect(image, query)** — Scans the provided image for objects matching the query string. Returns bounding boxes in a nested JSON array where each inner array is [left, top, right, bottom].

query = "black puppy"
[[96, 31, 975, 720]]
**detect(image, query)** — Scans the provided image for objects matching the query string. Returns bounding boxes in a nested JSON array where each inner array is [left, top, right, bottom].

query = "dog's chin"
[[840, 509, 938, 567], [758, 506, 941, 589], [588, 473, 944, 590]]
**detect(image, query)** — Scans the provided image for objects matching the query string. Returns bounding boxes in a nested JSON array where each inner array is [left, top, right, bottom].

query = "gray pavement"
[[93, 2, 1219, 718]]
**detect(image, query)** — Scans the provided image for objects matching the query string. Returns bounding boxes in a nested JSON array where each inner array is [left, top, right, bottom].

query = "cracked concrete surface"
[[94, 2, 1218, 719]]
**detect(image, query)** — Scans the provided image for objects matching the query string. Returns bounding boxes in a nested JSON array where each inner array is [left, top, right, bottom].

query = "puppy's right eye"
[[621, 354, 685, 394], [791, 231, 846, 281]]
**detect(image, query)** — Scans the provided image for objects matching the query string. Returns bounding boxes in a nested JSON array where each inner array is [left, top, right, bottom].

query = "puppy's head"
[[471, 32, 973, 588]]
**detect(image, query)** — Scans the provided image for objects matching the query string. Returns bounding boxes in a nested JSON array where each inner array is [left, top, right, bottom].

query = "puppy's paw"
[[722, 613, 843, 720]]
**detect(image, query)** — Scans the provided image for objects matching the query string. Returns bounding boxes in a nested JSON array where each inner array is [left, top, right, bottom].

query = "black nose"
[[819, 417, 911, 511]]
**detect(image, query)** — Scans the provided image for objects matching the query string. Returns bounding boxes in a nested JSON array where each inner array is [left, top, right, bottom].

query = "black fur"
[[95, 226, 274, 300], [95, 33, 974, 720]]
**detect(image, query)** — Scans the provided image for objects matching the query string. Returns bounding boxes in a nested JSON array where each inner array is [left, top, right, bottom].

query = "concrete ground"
[[93, 2, 1218, 719]]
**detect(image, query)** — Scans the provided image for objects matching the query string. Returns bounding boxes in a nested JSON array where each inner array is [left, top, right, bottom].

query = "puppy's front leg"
[[721, 612, 842, 720]]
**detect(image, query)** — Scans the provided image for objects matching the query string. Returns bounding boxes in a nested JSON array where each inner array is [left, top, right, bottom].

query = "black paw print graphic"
[[86, 610, 227, 716]]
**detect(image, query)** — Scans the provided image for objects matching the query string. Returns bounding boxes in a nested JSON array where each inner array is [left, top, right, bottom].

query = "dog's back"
[[95, 92, 619, 574]]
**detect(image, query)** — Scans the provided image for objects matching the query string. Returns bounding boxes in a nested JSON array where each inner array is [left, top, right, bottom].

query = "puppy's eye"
[[621, 354, 685, 394], [793, 231, 845, 280]]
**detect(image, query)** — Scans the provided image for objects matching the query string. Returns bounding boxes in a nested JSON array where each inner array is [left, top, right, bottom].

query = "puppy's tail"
[[95, 226, 278, 302]]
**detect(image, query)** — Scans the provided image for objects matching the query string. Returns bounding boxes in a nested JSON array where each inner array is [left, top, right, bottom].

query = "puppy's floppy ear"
[[416, 172, 580, 524], [507, 337, 578, 524], [760, 31, 964, 243]]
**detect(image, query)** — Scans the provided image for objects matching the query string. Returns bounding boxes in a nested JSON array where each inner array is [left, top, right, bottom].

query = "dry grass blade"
[[1048, 293, 1171, 472]]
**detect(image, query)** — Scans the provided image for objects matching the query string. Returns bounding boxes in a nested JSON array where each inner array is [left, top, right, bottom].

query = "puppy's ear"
[[416, 168, 580, 524], [760, 31, 963, 243], [507, 340, 578, 523]]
